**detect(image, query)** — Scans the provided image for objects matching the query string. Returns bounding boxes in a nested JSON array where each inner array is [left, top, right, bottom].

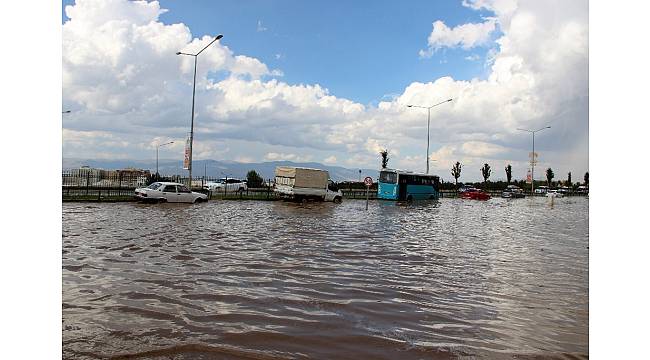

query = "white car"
[[203, 178, 248, 193], [534, 186, 549, 194], [546, 189, 564, 198], [135, 182, 208, 203]]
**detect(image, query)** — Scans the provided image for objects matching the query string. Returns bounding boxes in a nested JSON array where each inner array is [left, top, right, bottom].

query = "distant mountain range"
[[62, 158, 379, 182]]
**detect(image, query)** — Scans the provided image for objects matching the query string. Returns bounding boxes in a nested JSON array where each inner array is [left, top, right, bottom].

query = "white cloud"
[[235, 156, 254, 163], [419, 18, 497, 57], [257, 20, 267, 32], [464, 54, 481, 61], [323, 156, 337, 164], [264, 152, 312, 162], [62, 0, 588, 181]]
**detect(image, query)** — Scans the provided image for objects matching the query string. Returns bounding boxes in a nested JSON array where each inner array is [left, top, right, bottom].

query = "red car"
[[460, 188, 491, 200]]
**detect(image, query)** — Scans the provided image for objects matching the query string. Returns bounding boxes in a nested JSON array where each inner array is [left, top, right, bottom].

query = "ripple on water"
[[63, 198, 588, 359]]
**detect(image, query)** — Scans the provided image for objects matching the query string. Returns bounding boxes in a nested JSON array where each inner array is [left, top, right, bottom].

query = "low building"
[[62, 166, 151, 187]]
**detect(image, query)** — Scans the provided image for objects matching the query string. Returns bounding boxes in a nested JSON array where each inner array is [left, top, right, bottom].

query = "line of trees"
[[375, 151, 589, 192], [444, 161, 588, 191]]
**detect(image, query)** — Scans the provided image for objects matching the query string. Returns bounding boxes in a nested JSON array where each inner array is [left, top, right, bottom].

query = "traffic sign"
[[364, 176, 373, 186]]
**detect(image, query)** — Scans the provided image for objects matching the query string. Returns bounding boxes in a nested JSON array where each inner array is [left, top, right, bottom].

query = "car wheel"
[[157, 198, 167, 203], [333, 197, 342, 204]]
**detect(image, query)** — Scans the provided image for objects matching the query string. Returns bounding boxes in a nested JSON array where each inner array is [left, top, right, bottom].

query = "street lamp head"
[[215, 34, 223, 40], [407, 105, 413, 107], [447, 98, 453, 102], [175, 52, 181, 55]]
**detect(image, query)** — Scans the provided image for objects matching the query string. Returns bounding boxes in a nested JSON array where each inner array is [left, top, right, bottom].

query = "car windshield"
[[147, 182, 162, 190]]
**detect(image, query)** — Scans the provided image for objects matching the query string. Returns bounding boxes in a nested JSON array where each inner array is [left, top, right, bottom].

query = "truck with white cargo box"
[[274, 166, 343, 203]]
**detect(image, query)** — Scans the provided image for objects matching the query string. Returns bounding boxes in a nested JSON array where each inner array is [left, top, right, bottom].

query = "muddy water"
[[63, 197, 588, 359]]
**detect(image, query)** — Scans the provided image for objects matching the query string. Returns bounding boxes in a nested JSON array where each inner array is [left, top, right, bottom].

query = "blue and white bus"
[[377, 169, 440, 201]]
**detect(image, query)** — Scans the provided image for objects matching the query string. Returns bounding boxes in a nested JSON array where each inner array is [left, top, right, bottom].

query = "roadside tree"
[[246, 170, 264, 188], [546, 168, 555, 187], [481, 163, 491, 184], [380, 149, 389, 169], [505, 164, 512, 184], [451, 162, 462, 189]]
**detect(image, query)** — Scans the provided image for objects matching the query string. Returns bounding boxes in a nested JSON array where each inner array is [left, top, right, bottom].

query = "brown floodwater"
[[63, 197, 588, 359]]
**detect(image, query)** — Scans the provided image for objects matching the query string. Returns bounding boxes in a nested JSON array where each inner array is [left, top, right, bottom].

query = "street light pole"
[[177, 34, 223, 189], [407, 98, 452, 174], [156, 141, 174, 178], [517, 126, 551, 195]]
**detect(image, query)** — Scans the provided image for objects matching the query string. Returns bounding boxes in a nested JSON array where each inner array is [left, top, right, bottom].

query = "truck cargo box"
[[274, 166, 343, 202], [274, 166, 328, 189]]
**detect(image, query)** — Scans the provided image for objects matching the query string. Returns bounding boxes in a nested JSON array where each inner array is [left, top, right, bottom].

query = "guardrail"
[[341, 189, 378, 199], [62, 184, 587, 202], [62, 185, 280, 202], [439, 189, 588, 198]]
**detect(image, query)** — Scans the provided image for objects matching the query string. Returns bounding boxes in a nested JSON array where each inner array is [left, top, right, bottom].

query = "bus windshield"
[[379, 171, 397, 184]]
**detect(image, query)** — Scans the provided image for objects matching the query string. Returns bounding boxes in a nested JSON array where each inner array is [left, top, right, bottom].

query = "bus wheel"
[[406, 195, 413, 203]]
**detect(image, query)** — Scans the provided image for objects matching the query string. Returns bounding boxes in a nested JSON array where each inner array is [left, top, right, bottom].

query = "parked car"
[[501, 185, 525, 198], [458, 185, 474, 193], [134, 182, 208, 203], [203, 178, 248, 193], [557, 186, 570, 194], [460, 188, 491, 201], [546, 189, 564, 198], [534, 186, 549, 194], [577, 185, 589, 194]]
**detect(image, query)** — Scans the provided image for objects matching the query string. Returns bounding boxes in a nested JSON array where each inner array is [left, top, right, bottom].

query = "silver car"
[[135, 182, 208, 203]]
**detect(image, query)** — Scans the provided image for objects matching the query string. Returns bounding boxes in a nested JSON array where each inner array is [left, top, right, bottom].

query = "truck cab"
[[325, 180, 342, 203]]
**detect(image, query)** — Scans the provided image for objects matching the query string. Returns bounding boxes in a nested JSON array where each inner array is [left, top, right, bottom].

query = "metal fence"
[[62, 170, 587, 201]]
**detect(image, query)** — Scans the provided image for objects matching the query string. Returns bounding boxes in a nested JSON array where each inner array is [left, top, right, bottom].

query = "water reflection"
[[63, 197, 588, 359]]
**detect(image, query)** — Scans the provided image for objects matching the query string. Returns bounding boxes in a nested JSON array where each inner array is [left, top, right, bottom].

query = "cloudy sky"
[[62, 0, 588, 182]]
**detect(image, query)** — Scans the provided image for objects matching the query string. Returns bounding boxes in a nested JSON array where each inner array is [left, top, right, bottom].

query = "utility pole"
[[517, 126, 551, 194], [176, 34, 223, 189], [407, 98, 453, 174]]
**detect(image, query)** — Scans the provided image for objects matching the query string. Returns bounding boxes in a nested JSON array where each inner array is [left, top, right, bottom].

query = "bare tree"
[[481, 163, 491, 183], [451, 162, 462, 189], [505, 164, 512, 184], [380, 149, 389, 169]]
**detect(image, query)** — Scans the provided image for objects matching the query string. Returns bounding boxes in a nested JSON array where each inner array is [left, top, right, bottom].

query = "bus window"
[[379, 171, 397, 184]]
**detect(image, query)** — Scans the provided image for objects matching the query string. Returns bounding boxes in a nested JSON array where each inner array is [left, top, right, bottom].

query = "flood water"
[[63, 197, 588, 359]]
